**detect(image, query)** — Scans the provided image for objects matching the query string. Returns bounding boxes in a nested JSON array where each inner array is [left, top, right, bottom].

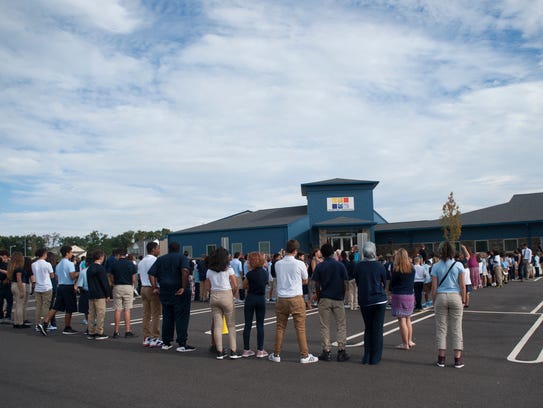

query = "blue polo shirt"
[[312, 257, 348, 301], [56, 258, 76, 285]]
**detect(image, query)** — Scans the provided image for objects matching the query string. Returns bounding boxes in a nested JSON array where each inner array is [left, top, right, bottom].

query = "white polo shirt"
[[275, 255, 308, 298]]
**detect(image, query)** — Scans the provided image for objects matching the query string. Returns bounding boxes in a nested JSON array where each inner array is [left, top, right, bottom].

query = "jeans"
[[243, 293, 266, 350], [361, 303, 386, 365], [161, 291, 192, 346]]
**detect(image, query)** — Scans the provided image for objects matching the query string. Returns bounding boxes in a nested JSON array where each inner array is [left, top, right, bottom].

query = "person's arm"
[[461, 245, 470, 261], [431, 275, 438, 303], [243, 277, 249, 291], [175, 268, 190, 295], [204, 278, 211, 293], [229, 274, 238, 296], [458, 270, 466, 304]]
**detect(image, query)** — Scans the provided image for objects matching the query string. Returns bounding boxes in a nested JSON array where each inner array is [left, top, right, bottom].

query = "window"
[[231, 242, 243, 256], [258, 241, 271, 255], [182, 246, 193, 258], [220, 237, 229, 249], [475, 241, 488, 253], [206, 244, 216, 256], [504, 239, 518, 252]]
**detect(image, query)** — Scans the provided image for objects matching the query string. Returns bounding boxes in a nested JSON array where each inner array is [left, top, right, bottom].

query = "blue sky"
[[1, 0, 542, 237]]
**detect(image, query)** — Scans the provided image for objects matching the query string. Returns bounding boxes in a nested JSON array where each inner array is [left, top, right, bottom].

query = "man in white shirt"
[[521, 244, 533, 281], [31, 248, 54, 329], [268, 239, 318, 364], [138, 241, 162, 347]]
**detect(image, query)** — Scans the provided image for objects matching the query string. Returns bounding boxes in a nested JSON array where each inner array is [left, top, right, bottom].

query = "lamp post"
[[9, 245, 16, 256]]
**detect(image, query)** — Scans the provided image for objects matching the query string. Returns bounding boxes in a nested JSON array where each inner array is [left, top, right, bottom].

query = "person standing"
[[242, 252, 269, 358], [31, 248, 54, 330], [38, 246, 79, 335], [312, 243, 350, 362], [390, 248, 416, 350], [86, 249, 110, 340], [521, 244, 533, 281], [7, 252, 28, 328], [413, 256, 425, 312], [138, 241, 162, 347], [354, 242, 388, 365], [0, 250, 14, 325], [268, 239, 318, 364], [148, 242, 195, 353], [109, 250, 137, 338], [431, 241, 466, 368], [230, 252, 244, 303], [205, 247, 242, 360]]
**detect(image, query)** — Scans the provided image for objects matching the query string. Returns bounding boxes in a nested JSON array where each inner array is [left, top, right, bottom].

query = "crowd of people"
[[1, 240, 541, 368]]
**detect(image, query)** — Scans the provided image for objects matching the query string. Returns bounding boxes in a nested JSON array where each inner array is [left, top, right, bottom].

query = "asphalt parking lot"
[[1, 278, 542, 408]]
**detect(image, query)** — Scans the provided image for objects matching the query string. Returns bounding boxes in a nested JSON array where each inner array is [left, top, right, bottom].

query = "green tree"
[[440, 192, 462, 243]]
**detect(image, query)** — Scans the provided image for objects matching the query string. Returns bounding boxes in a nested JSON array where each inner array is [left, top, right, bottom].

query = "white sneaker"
[[150, 338, 163, 348], [47, 324, 57, 331], [300, 353, 319, 364], [143, 336, 152, 347], [161, 343, 173, 350], [268, 353, 281, 363], [82, 319, 88, 325]]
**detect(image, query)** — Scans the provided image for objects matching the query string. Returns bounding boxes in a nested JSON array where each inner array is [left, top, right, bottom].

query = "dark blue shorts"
[[53, 284, 77, 313]]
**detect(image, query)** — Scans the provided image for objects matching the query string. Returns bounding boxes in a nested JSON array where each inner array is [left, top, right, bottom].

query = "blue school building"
[[168, 178, 543, 257]]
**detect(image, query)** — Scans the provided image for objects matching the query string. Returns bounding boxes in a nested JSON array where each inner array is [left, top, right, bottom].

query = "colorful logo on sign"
[[327, 197, 355, 211]]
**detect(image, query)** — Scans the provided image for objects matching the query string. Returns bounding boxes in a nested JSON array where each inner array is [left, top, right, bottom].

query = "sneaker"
[[47, 324, 57, 331], [37, 323, 48, 336], [176, 344, 196, 353], [35, 325, 40, 332], [124, 331, 135, 338], [454, 357, 464, 369], [436, 356, 446, 368], [62, 327, 78, 335], [300, 353, 319, 364], [113, 332, 120, 339], [268, 353, 281, 363], [143, 337, 152, 347], [82, 319, 88, 325], [337, 349, 350, 362], [229, 350, 242, 359], [87, 334, 96, 340], [216, 350, 227, 360], [95, 334, 109, 340], [256, 350, 269, 358], [242, 349, 255, 358], [161, 343, 173, 350], [150, 338, 163, 348], [318, 350, 332, 361]]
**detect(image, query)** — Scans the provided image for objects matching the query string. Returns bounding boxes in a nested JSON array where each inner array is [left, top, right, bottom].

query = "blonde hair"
[[393, 248, 412, 273], [247, 252, 266, 270]]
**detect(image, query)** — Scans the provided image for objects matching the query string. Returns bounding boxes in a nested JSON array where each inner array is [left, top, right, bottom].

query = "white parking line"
[[507, 313, 543, 364]]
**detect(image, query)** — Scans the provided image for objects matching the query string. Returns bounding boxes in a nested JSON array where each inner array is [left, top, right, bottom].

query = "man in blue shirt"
[[312, 243, 350, 362], [230, 252, 244, 302], [38, 246, 79, 336], [148, 242, 195, 353]]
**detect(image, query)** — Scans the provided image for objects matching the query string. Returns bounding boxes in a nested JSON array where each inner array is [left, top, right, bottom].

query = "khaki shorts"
[[112, 285, 134, 310]]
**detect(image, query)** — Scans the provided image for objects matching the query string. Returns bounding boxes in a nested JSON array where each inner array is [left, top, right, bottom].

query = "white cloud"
[[0, 0, 542, 236]]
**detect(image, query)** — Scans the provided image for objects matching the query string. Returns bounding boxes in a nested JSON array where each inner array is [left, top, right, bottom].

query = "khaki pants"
[[141, 286, 162, 338], [274, 296, 309, 357], [434, 292, 463, 351], [494, 265, 503, 286], [35, 290, 52, 324], [11, 282, 28, 325], [88, 298, 107, 335], [318, 297, 347, 350], [210, 290, 237, 353], [348, 279, 358, 309]]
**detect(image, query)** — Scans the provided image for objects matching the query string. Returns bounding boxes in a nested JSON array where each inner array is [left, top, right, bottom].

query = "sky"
[[1, 0, 542, 238]]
